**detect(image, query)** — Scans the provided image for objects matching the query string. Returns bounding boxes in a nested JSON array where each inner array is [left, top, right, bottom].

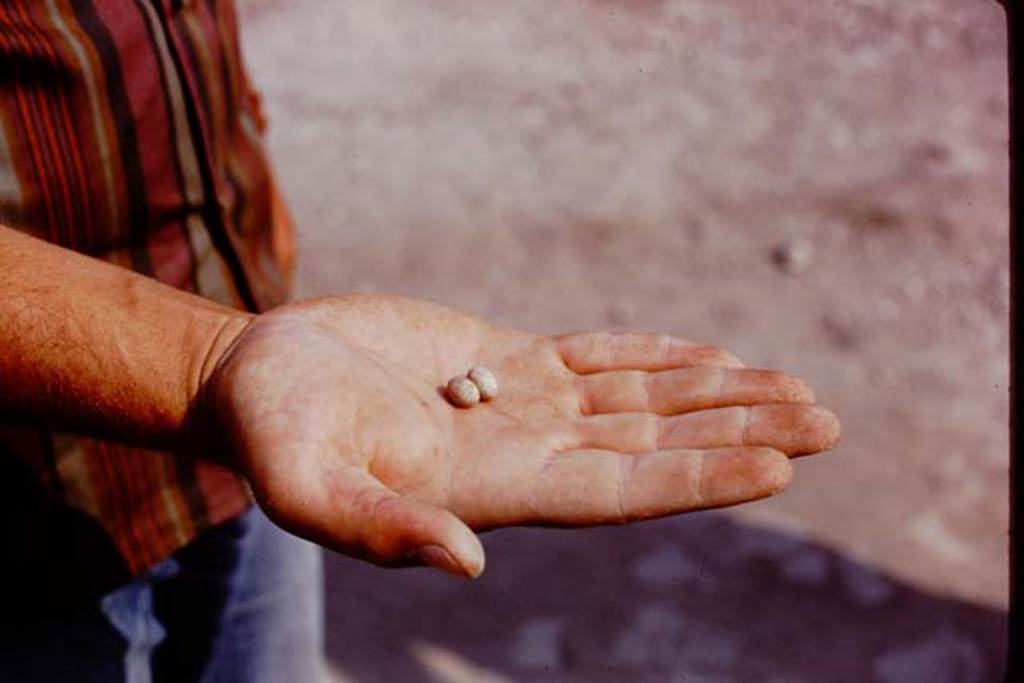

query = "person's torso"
[[0, 0, 295, 598]]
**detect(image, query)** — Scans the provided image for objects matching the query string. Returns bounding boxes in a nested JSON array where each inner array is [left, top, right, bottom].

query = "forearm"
[[0, 225, 252, 450]]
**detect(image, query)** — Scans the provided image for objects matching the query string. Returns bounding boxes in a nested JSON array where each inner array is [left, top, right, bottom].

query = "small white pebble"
[[771, 238, 814, 275], [467, 366, 499, 400], [446, 376, 481, 408]]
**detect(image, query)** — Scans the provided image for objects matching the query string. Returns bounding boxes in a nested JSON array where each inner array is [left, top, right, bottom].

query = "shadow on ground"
[[323, 513, 1006, 683]]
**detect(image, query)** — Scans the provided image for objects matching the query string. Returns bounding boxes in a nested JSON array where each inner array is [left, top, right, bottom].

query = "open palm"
[[208, 295, 839, 577]]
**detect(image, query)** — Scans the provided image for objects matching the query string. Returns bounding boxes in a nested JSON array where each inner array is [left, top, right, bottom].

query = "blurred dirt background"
[[237, 1, 1009, 681]]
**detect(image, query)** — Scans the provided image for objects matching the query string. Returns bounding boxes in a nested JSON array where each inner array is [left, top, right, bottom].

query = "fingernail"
[[416, 545, 469, 578]]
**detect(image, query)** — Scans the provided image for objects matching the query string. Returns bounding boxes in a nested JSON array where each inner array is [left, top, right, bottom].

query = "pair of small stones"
[[446, 367, 499, 408]]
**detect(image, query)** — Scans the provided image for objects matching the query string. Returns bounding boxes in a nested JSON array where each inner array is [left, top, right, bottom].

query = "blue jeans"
[[0, 507, 324, 683]]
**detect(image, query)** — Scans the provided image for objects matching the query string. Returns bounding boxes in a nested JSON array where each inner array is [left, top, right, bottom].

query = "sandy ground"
[[238, 1, 1009, 680]]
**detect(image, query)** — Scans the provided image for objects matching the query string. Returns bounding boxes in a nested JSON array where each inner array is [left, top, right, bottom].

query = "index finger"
[[522, 446, 791, 526]]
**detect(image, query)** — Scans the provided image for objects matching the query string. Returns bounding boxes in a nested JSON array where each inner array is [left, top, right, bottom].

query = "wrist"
[[179, 311, 255, 465]]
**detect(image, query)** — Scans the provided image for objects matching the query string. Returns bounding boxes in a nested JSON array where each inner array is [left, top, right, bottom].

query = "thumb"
[[319, 468, 486, 578]]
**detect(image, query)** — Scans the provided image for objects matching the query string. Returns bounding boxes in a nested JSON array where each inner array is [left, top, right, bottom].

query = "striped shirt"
[[0, 0, 293, 593]]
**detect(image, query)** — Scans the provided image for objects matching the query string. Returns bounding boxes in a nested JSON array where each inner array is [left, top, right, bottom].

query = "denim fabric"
[[0, 507, 324, 683]]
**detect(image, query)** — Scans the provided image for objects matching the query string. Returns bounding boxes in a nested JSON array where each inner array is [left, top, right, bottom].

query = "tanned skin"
[[0, 225, 839, 577]]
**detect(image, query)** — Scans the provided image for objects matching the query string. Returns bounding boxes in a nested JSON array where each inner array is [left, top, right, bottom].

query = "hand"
[[204, 295, 839, 577]]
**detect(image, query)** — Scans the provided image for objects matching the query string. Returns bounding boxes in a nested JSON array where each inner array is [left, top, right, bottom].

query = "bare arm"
[[0, 224, 248, 450]]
